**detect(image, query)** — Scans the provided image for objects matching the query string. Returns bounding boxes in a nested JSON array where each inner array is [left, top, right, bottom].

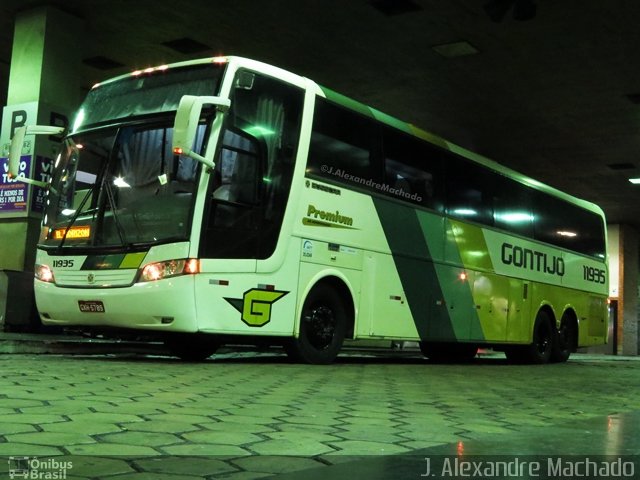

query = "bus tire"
[[510, 310, 553, 364], [551, 316, 576, 363], [165, 333, 219, 362], [285, 283, 347, 365]]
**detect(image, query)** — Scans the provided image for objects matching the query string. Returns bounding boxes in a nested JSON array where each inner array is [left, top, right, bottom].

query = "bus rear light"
[[138, 259, 200, 283], [35, 264, 55, 283]]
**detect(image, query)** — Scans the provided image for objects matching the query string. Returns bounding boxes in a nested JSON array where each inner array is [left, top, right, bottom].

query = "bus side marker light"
[[184, 259, 200, 274]]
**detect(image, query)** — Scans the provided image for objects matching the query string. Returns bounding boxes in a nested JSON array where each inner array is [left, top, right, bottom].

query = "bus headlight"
[[138, 258, 199, 283], [35, 264, 55, 283]]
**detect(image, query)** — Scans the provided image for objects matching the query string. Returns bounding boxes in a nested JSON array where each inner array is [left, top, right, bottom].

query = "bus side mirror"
[[8, 125, 65, 187], [173, 95, 230, 170], [8, 127, 26, 177]]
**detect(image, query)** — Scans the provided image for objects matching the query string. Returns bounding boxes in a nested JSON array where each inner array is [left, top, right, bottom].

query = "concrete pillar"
[[0, 7, 82, 330], [0, 7, 82, 272], [609, 224, 639, 356], [620, 225, 639, 355]]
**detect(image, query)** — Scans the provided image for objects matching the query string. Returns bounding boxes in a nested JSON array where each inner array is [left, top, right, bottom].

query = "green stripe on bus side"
[[441, 218, 485, 341], [408, 125, 450, 149], [373, 198, 489, 342], [319, 86, 372, 118], [370, 109, 413, 135], [373, 198, 454, 340], [449, 219, 494, 272]]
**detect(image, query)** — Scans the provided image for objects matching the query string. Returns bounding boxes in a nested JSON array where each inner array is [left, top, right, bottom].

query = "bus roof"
[[88, 55, 605, 220], [316, 84, 605, 220]]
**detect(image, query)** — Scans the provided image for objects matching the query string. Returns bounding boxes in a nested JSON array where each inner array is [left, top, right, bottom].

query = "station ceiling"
[[2, 0, 640, 229]]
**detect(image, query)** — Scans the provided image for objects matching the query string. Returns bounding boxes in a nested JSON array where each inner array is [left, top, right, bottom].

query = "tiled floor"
[[0, 348, 638, 479]]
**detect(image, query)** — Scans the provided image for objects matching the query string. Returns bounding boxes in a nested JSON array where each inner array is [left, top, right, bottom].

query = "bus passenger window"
[[533, 192, 605, 257], [308, 98, 377, 186], [445, 157, 494, 226], [382, 127, 443, 210], [493, 176, 534, 237]]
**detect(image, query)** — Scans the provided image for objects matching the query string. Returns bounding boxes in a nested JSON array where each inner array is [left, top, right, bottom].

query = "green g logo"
[[225, 288, 289, 327]]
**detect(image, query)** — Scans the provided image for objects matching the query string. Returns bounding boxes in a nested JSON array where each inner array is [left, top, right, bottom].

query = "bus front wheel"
[[285, 283, 347, 365]]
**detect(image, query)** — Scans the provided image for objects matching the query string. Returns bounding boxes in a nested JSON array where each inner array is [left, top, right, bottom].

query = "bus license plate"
[[78, 300, 105, 313]]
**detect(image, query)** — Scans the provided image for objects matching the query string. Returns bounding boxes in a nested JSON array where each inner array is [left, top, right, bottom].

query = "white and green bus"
[[11, 56, 608, 364]]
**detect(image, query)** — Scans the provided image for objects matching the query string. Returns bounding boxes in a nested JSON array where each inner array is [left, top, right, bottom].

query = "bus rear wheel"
[[285, 283, 347, 365], [551, 316, 577, 363], [506, 310, 553, 364]]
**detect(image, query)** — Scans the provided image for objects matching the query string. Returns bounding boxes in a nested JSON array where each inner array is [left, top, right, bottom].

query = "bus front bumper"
[[34, 275, 199, 332]]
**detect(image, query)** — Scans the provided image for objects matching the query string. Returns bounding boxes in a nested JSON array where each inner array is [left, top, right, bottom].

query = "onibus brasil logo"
[[225, 288, 288, 327], [8, 457, 72, 479]]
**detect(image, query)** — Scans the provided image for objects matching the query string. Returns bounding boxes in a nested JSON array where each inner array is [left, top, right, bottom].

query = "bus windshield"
[[75, 62, 225, 130], [41, 120, 205, 250]]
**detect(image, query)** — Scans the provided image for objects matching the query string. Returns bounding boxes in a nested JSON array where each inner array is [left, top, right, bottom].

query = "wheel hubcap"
[[536, 326, 551, 355], [558, 325, 569, 348], [303, 305, 335, 350]]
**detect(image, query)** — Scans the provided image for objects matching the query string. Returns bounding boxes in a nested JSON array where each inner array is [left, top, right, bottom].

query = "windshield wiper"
[[103, 175, 130, 248], [56, 186, 95, 250]]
